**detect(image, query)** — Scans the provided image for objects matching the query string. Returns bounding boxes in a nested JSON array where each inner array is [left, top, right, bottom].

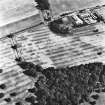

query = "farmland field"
[[0, 0, 105, 105]]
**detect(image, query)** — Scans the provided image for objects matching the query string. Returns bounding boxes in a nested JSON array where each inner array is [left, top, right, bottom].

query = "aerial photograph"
[[0, 0, 105, 105]]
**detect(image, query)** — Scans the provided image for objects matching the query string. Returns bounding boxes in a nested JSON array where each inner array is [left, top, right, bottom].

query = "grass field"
[[49, 0, 104, 15]]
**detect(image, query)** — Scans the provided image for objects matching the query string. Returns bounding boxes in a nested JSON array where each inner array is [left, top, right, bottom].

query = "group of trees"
[[35, 0, 50, 10], [17, 61, 105, 105], [48, 19, 70, 34]]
